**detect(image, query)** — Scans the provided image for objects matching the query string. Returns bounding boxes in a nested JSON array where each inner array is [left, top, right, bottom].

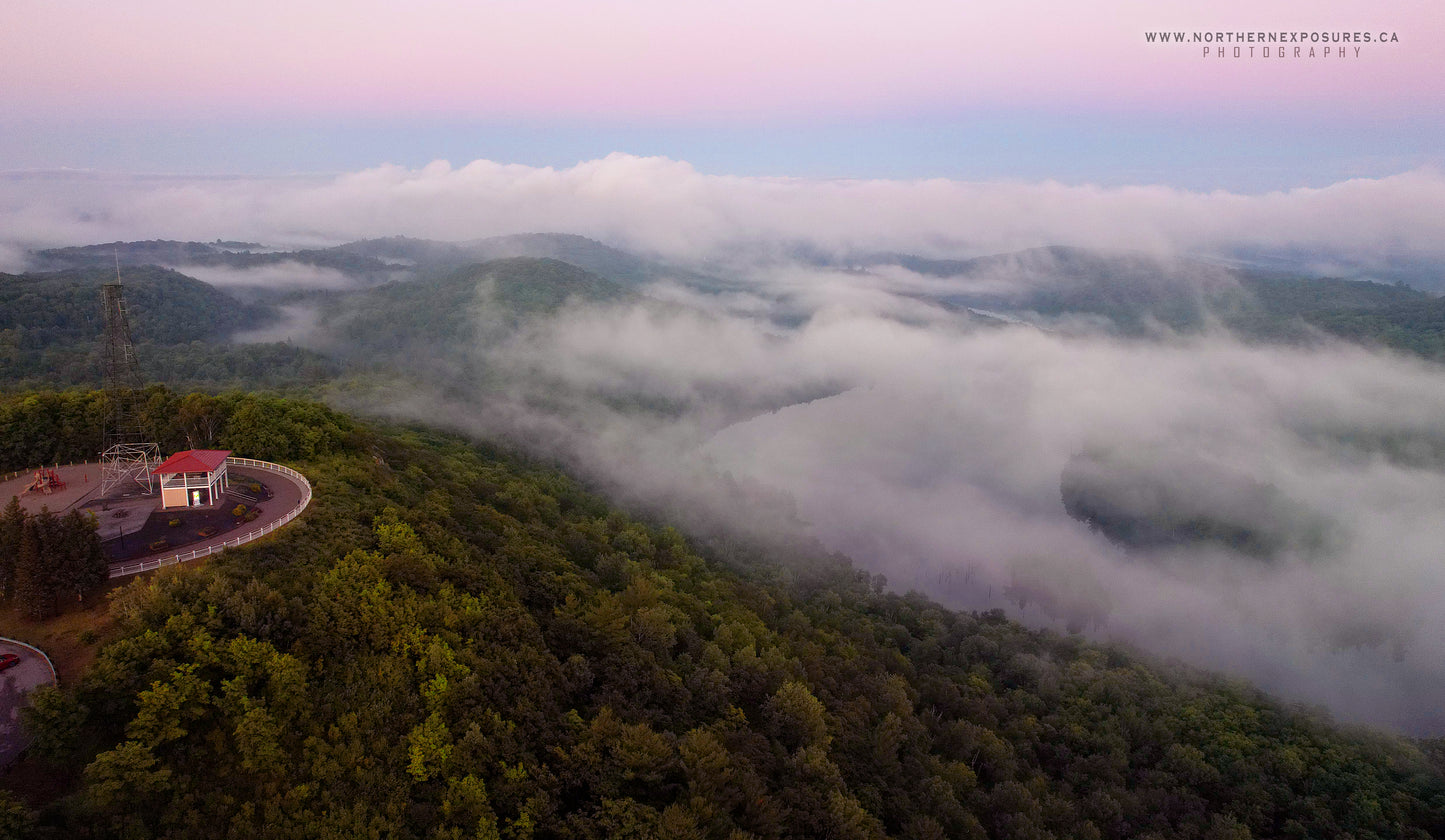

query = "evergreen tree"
[[79, 511, 109, 600], [14, 510, 53, 620], [56, 509, 107, 603], [0, 494, 22, 601]]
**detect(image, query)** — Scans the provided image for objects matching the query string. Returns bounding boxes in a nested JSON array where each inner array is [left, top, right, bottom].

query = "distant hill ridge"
[[336, 232, 691, 284], [29, 232, 686, 287], [16, 238, 1445, 361], [33, 239, 244, 267], [861, 245, 1442, 351], [30, 239, 395, 279], [0, 264, 270, 344], [320, 256, 633, 361], [0, 264, 341, 391]]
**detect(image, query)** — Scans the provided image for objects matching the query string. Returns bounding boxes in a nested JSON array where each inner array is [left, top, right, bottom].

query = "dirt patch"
[[0, 587, 122, 686]]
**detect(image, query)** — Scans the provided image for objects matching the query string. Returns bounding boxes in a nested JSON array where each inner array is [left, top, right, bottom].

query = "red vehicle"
[[0, 653, 20, 672]]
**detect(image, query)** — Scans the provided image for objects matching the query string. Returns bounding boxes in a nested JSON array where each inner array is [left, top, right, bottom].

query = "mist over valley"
[[7, 207, 1445, 734]]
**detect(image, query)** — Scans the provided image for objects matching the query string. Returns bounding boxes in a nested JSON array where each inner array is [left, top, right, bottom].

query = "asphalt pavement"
[[0, 639, 58, 768]]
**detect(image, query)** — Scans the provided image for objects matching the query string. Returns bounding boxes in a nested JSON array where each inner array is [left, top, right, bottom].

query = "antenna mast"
[[100, 253, 160, 496]]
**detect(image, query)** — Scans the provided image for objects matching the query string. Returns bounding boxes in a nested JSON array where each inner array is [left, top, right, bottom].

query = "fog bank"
[[380, 268, 1445, 735], [3, 161, 1445, 279]]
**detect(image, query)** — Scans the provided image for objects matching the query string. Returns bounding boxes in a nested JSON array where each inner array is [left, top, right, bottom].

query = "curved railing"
[[0, 636, 58, 685], [0, 635, 58, 768], [0, 461, 89, 484], [108, 457, 312, 579]]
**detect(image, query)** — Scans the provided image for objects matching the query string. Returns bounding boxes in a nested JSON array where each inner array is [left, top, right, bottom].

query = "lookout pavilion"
[[153, 449, 232, 510]]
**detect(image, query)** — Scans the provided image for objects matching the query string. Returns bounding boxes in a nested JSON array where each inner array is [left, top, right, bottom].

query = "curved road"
[[0, 639, 57, 767]]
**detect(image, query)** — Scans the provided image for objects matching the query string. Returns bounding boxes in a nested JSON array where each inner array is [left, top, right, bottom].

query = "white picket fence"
[[0, 461, 87, 484], [107, 457, 312, 579]]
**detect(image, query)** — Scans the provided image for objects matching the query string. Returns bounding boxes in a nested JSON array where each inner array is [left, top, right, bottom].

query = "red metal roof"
[[152, 449, 232, 475]]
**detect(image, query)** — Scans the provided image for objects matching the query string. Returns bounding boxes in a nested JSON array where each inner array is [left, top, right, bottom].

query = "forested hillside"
[[28, 241, 245, 271], [863, 247, 1445, 358], [0, 267, 336, 391], [31, 234, 686, 288], [0, 390, 352, 473], [11, 241, 1445, 390], [320, 257, 631, 363], [29, 241, 393, 280], [0, 266, 271, 345], [336, 233, 679, 285], [0, 253, 631, 393], [3, 390, 1443, 839]]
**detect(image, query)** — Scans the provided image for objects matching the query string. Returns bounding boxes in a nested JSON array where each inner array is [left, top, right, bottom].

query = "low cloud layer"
[[0, 242, 28, 273], [232, 303, 324, 344], [367, 263, 1445, 735], [171, 261, 359, 290], [3, 159, 1445, 273]]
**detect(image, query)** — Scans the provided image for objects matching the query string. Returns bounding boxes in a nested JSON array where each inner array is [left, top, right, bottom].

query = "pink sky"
[[2, 0, 1440, 120]]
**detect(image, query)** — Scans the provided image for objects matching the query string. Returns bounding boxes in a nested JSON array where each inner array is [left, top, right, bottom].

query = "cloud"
[[171, 261, 359, 290], [0, 241, 28, 273], [376, 270, 1445, 735], [2, 159, 1445, 273], [232, 303, 324, 345]]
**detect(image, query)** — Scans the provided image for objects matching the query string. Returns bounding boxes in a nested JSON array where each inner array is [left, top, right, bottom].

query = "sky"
[[1, 0, 1441, 189]]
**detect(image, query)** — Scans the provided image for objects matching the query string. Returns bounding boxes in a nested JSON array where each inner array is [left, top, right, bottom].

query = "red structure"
[[153, 449, 232, 510], [24, 468, 66, 495]]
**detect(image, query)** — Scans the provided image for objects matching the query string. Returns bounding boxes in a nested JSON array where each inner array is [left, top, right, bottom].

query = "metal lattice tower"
[[100, 265, 159, 497]]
